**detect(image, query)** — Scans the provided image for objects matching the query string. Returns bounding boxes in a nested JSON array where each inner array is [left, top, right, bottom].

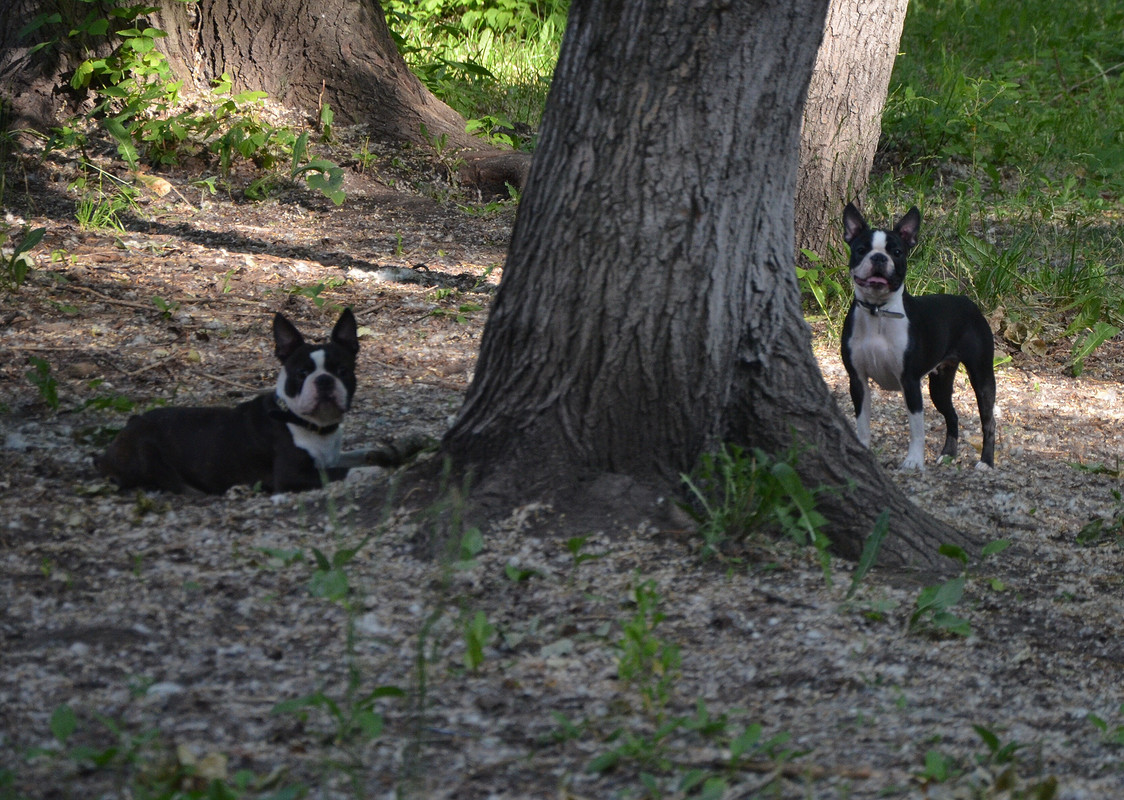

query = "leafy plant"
[[75, 184, 135, 232], [271, 527, 406, 795], [916, 747, 960, 786], [0, 225, 46, 292], [1088, 704, 1124, 746], [13, 702, 297, 799], [616, 580, 681, 718], [906, 541, 1008, 637], [151, 295, 180, 318], [796, 247, 847, 327], [353, 137, 379, 173], [909, 572, 971, 637], [26, 356, 60, 410], [1076, 489, 1124, 546], [291, 131, 345, 205], [287, 278, 346, 309], [461, 609, 496, 671], [386, 0, 564, 133], [563, 534, 605, 582], [24, 7, 349, 204], [846, 508, 890, 600], [681, 444, 832, 582]]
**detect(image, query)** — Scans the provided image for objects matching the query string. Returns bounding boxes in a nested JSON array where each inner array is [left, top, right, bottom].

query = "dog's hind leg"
[[928, 361, 960, 461], [965, 361, 997, 467]]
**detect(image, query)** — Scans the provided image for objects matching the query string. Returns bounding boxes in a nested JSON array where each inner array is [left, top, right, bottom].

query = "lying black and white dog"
[[840, 202, 996, 469], [97, 309, 364, 493]]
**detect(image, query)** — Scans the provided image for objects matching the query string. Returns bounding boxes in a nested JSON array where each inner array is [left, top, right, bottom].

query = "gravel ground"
[[3, 139, 1124, 799]]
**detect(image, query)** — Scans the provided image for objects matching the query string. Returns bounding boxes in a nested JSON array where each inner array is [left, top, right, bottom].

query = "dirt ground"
[[3, 131, 1124, 799]]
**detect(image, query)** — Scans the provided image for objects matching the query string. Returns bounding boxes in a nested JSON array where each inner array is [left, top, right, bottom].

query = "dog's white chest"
[[288, 425, 343, 468], [849, 310, 909, 390]]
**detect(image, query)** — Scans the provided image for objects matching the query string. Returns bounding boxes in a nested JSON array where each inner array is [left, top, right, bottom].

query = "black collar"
[[856, 299, 905, 319], [268, 395, 340, 435]]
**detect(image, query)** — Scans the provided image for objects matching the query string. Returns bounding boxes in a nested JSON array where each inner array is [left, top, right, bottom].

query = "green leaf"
[[305, 169, 346, 205], [354, 709, 384, 739], [13, 227, 47, 258], [973, 724, 1000, 752], [938, 543, 969, 565], [981, 539, 1011, 559], [698, 777, 729, 800], [271, 692, 326, 716], [586, 749, 621, 773], [933, 610, 972, 636], [848, 509, 889, 599], [357, 685, 405, 704], [504, 563, 539, 582], [231, 90, 268, 104], [730, 722, 763, 760], [18, 12, 62, 40], [309, 567, 348, 601], [103, 117, 138, 171], [50, 704, 77, 745], [71, 59, 96, 89], [1070, 322, 1119, 377]]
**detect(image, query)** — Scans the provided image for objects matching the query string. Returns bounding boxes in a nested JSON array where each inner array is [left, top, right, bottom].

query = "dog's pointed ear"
[[274, 313, 305, 361], [331, 308, 359, 355], [842, 201, 867, 244], [895, 206, 922, 250]]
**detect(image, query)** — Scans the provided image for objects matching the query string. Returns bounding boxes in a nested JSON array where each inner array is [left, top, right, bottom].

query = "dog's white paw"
[[974, 461, 993, 472], [900, 456, 925, 470]]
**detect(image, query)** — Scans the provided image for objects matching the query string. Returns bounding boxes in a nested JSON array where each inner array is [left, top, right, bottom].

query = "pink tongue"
[[866, 276, 889, 287]]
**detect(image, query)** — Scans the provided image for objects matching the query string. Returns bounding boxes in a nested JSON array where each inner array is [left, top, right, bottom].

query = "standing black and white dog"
[[840, 202, 995, 469], [97, 309, 361, 493]]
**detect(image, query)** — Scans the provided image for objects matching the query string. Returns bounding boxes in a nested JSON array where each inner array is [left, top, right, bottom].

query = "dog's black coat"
[[96, 309, 360, 493], [840, 202, 996, 469]]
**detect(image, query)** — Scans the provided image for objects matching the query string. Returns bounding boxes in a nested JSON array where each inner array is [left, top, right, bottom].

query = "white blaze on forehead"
[[310, 350, 327, 373], [871, 230, 888, 254]]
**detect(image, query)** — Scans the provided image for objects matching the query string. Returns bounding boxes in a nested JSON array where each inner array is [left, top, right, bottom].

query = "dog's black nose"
[[315, 374, 336, 394], [869, 253, 887, 267]]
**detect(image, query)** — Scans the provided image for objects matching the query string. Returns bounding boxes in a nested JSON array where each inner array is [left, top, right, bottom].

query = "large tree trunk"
[[441, 0, 974, 568], [149, 0, 476, 148], [795, 0, 909, 267], [1, 0, 526, 188]]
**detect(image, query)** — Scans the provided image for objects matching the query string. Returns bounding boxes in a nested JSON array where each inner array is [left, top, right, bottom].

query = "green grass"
[[384, 0, 567, 136], [860, 0, 1124, 369]]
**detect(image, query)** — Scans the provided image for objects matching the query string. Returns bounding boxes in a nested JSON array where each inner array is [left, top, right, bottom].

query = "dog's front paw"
[[974, 460, 993, 472], [899, 456, 925, 470]]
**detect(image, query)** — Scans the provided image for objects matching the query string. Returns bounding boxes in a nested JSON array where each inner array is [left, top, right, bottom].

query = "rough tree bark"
[[149, 0, 475, 147], [795, 0, 910, 266], [0, 0, 527, 190], [441, 0, 974, 567]]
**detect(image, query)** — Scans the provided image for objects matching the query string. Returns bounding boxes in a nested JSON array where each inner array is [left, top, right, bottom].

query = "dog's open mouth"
[[855, 276, 890, 289]]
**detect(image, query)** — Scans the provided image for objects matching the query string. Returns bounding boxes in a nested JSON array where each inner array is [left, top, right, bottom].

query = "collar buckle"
[[857, 299, 905, 319]]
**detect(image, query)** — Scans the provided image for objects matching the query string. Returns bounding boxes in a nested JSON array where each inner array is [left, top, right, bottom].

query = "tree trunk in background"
[[0, 0, 90, 131], [150, 0, 478, 148], [1, 0, 487, 153], [441, 0, 973, 568], [795, 0, 909, 266]]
